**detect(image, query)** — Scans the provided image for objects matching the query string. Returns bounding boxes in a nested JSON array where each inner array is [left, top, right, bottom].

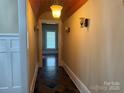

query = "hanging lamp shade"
[[50, 5, 63, 18]]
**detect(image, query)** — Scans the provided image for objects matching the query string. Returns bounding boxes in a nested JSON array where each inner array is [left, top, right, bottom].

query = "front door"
[[42, 24, 58, 55], [0, 34, 22, 93]]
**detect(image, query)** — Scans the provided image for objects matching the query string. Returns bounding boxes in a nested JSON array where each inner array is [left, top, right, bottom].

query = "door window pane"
[[46, 32, 56, 49]]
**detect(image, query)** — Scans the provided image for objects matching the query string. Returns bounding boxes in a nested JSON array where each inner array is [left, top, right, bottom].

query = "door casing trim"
[[18, 0, 29, 93]]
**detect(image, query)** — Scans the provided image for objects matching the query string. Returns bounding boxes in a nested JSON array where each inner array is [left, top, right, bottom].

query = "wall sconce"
[[65, 27, 70, 33], [80, 17, 90, 28]]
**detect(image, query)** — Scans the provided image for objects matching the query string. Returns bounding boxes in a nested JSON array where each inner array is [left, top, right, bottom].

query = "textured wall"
[[63, 0, 124, 93]]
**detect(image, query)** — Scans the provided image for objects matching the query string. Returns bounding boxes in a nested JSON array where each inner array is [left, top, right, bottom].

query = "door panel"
[[11, 39, 19, 49], [0, 34, 22, 93], [12, 52, 21, 87], [0, 53, 11, 89], [0, 39, 9, 52]]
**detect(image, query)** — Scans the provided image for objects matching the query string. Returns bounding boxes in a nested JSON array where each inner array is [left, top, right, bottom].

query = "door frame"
[[42, 24, 58, 50], [40, 19, 63, 67], [18, 0, 29, 93]]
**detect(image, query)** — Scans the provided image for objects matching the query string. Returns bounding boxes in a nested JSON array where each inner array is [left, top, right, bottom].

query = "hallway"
[[0, 0, 124, 93], [34, 55, 79, 93]]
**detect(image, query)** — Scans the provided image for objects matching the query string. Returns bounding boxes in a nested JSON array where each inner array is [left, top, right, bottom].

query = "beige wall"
[[27, 0, 38, 91], [63, 0, 124, 93], [0, 0, 18, 33], [37, 19, 42, 67], [38, 12, 63, 66]]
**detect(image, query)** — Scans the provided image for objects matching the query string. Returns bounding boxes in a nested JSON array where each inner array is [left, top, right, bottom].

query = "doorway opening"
[[42, 24, 58, 68]]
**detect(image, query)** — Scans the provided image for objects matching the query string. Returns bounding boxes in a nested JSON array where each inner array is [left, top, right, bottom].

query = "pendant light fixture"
[[50, 0, 63, 18]]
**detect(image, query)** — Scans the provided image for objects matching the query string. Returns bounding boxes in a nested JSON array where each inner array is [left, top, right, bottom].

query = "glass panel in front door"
[[46, 32, 56, 49]]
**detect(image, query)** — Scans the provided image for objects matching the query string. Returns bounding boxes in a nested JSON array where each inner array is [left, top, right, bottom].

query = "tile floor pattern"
[[34, 55, 80, 93]]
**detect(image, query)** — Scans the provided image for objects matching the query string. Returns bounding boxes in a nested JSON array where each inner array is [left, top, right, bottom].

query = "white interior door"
[[0, 34, 22, 93]]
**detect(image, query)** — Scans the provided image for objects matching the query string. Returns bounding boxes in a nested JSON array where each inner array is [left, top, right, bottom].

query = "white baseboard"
[[63, 63, 91, 93], [30, 64, 38, 93]]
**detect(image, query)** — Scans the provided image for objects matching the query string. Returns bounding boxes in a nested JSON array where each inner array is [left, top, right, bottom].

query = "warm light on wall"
[[50, 5, 63, 18]]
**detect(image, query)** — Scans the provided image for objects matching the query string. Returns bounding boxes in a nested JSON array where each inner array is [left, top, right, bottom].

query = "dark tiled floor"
[[34, 55, 80, 93]]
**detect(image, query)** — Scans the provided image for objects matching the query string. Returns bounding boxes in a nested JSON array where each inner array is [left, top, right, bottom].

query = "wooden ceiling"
[[29, 0, 88, 20]]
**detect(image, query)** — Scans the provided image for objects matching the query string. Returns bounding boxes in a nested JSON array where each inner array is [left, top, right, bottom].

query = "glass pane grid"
[[46, 32, 56, 49]]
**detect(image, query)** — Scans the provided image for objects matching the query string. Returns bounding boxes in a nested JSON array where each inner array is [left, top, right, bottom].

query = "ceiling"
[[29, 0, 88, 20]]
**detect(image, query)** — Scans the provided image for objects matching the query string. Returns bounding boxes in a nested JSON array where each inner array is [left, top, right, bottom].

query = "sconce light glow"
[[50, 5, 63, 18]]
